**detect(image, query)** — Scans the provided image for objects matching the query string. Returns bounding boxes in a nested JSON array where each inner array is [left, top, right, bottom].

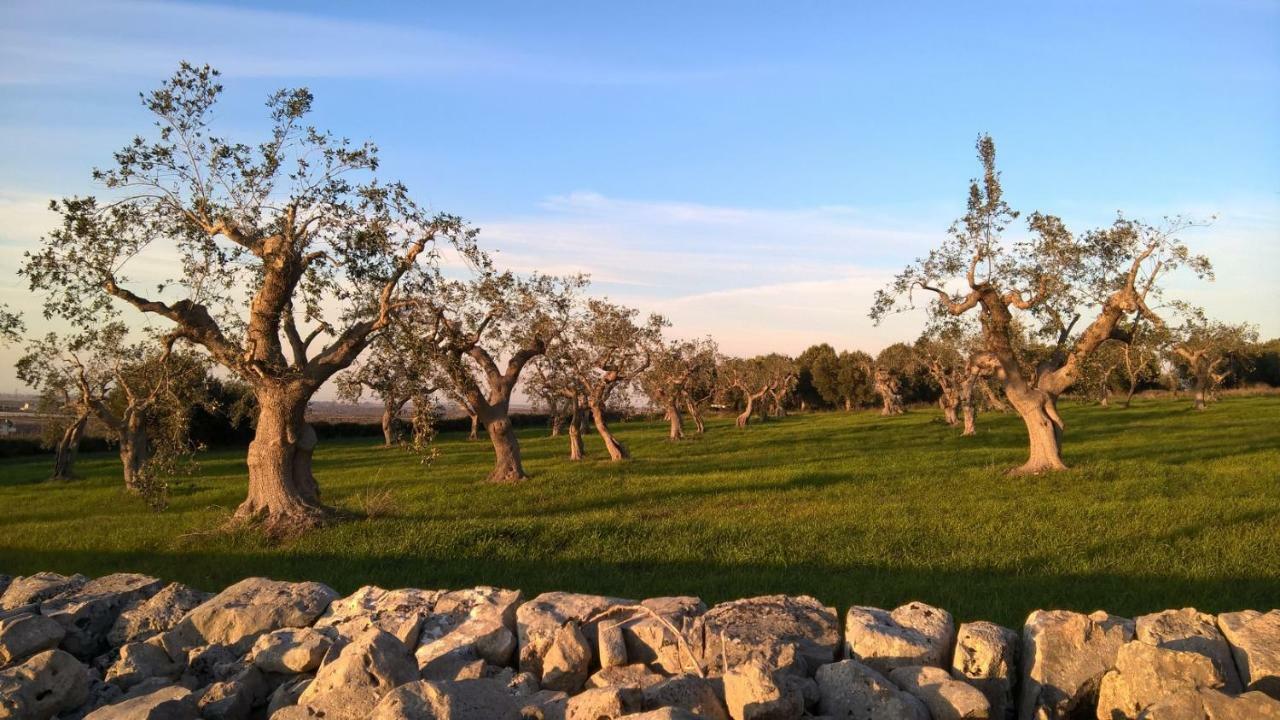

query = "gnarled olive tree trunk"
[[238, 382, 325, 529], [484, 414, 525, 482], [666, 400, 685, 440], [51, 413, 89, 482], [686, 398, 706, 434], [380, 398, 407, 447], [1007, 388, 1067, 474], [467, 412, 480, 440], [873, 369, 905, 416], [567, 398, 586, 460], [118, 414, 150, 493], [736, 389, 766, 428], [550, 413, 564, 438], [588, 401, 629, 460]]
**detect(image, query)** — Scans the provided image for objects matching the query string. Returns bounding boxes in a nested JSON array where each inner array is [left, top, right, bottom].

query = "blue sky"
[[1, 0, 1278, 393]]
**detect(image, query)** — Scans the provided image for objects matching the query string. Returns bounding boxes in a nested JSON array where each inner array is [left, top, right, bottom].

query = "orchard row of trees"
[[4, 66, 1273, 534]]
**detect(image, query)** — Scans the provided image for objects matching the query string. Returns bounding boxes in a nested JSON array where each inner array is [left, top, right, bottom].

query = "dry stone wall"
[[0, 571, 1277, 719]]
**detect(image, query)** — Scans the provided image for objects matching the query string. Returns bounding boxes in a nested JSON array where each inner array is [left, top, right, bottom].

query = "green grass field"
[[1, 396, 1277, 628]]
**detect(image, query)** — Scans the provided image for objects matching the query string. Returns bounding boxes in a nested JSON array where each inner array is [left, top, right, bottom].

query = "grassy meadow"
[[1, 395, 1277, 629]]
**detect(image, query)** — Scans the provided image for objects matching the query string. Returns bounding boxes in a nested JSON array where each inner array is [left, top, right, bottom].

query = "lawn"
[[1, 396, 1278, 629]]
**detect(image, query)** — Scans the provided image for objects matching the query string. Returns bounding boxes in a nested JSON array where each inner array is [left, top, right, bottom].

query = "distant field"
[[1, 396, 1277, 628]]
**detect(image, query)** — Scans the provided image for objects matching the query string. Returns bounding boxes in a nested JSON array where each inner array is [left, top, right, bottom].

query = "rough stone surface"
[[586, 664, 665, 691], [888, 664, 990, 720], [566, 685, 640, 720], [814, 659, 929, 720], [0, 572, 87, 611], [1135, 608, 1243, 696], [0, 611, 65, 666], [518, 592, 632, 679], [1138, 687, 1280, 719], [621, 597, 705, 676], [1217, 609, 1280, 698], [0, 648, 90, 720], [417, 616, 516, 680], [108, 582, 211, 648], [197, 665, 268, 720], [845, 601, 955, 674], [541, 623, 593, 693], [170, 577, 338, 653], [370, 678, 522, 720], [697, 595, 839, 677], [951, 620, 1018, 720], [104, 638, 179, 690], [641, 674, 730, 720], [296, 628, 418, 719], [82, 685, 198, 719], [722, 659, 804, 720], [1097, 640, 1226, 719], [599, 620, 628, 669], [314, 585, 441, 645], [266, 674, 313, 715], [40, 573, 164, 659], [1017, 609, 1134, 720], [247, 627, 331, 674]]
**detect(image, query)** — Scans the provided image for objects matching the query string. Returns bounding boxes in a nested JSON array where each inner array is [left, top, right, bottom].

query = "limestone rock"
[[888, 665, 990, 720], [197, 665, 268, 720], [1217, 609, 1280, 697], [723, 659, 804, 720], [0, 648, 90, 720], [0, 571, 87, 610], [266, 674, 313, 715], [1134, 608, 1242, 696], [40, 573, 164, 659], [617, 711, 699, 720], [599, 620, 628, 669], [587, 663, 666, 691], [1097, 640, 1226, 719], [518, 592, 632, 679], [104, 638, 179, 690], [0, 611, 65, 666], [248, 627, 331, 674], [567, 686, 641, 720], [417, 616, 516, 680], [541, 623, 593, 693], [1018, 609, 1134, 720], [520, 689, 571, 720], [617, 597, 705, 676], [296, 628, 418, 719], [951, 621, 1018, 720], [421, 586, 522, 645], [314, 585, 441, 645], [1137, 687, 1280, 719], [82, 686, 198, 720], [108, 582, 211, 648], [370, 678, 522, 720], [178, 642, 242, 686], [697, 595, 839, 677], [170, 577, 338, 653], [845, 601, 955, 675], [641, 674, 730, 720], [814, 659, 929, 720]]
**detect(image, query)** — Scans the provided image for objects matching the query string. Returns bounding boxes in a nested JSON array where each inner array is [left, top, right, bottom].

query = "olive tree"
[[1170, 313, 1257, 410], [418, 268, 583, 481], [640, 336, 718, 440], [17, 324, 207, 497], [873, 134, 1212, 473], [554, 299, 666, 460], [20, 65, 471, 532], [334, 324, 441, 447], [720, 354, 795, 428], [527, 356, 589, 460]]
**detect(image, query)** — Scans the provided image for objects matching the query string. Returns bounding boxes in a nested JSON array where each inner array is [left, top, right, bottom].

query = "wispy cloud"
[[0, 0, 772, 86]]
